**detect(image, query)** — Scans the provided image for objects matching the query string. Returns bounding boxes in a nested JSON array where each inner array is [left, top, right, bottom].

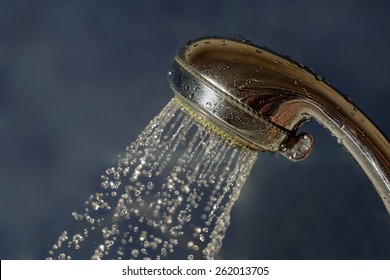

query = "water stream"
[[47, 99, 257, 260]]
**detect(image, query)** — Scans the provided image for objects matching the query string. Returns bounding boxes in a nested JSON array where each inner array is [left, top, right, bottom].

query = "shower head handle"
[[168, 37, 390, 214]]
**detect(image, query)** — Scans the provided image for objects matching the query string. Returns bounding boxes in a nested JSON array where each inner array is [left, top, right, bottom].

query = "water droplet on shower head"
[[280, 132, 314, 161]]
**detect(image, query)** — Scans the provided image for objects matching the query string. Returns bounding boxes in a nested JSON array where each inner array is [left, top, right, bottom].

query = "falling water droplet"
[[47, 99, 257, 260]]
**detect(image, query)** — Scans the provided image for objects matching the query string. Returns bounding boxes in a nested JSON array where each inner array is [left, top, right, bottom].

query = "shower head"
[[168, 37, 390, 214], [168, 37, 319, 160]]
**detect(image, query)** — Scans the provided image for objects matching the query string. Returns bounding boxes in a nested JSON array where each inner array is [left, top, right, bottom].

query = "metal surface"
[[168, 37, 390, 214]]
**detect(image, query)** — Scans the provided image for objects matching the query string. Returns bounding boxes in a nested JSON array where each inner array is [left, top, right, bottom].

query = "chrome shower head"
[[168, 37, 390, 214], [168, 37, 315, 161]]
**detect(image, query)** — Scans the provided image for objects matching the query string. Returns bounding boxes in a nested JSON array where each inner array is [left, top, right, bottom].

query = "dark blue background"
[[0, 0, 389, 259]]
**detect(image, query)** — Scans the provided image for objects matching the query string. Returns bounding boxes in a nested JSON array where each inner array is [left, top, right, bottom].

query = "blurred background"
[[0, 0, 389, 259]]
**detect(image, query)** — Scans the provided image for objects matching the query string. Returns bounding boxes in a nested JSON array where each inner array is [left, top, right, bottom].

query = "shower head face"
[[168, 37, 315, 159]]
